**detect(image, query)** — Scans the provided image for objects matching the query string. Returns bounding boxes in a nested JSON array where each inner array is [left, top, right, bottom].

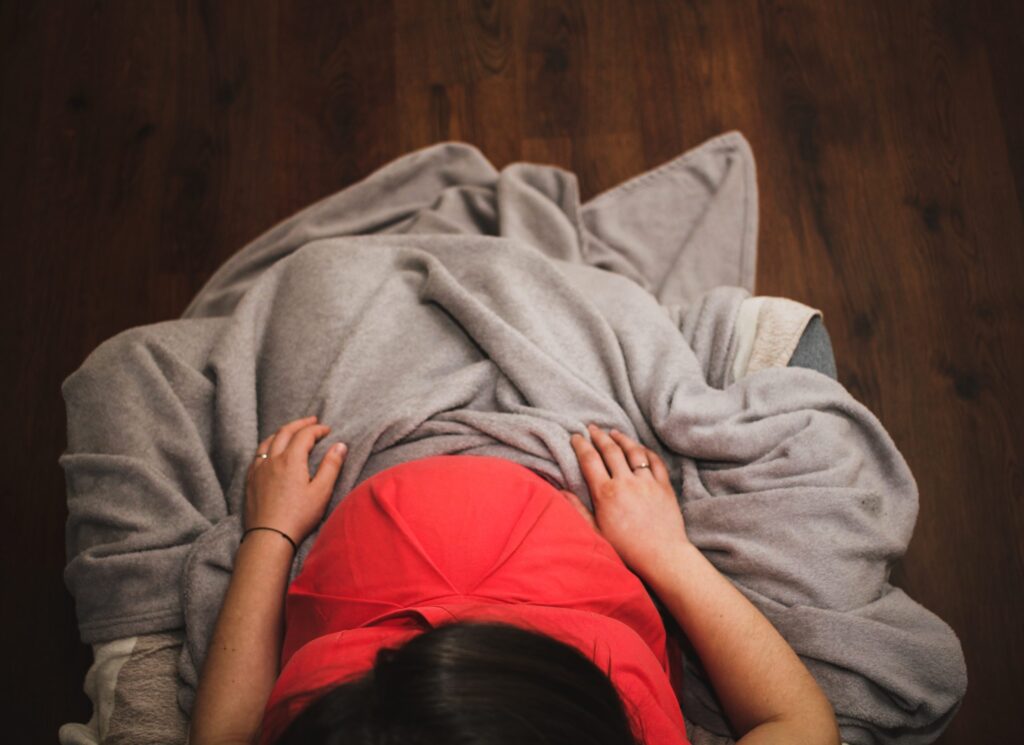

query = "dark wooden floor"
[[2, 1, 1020, 742]]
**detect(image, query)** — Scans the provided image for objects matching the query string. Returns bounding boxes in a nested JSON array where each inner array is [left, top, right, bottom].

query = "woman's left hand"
[[244, 415, 348, 545]]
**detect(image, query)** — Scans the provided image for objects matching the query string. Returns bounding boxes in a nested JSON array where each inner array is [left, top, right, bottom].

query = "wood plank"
[[2, 1, 1019, 741]]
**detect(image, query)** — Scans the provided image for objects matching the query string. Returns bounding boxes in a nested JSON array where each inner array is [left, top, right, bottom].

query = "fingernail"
[[332, 443, 346, 455]]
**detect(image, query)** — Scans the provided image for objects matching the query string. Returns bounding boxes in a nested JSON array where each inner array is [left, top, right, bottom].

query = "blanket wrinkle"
[[60, 132, 966, 745]]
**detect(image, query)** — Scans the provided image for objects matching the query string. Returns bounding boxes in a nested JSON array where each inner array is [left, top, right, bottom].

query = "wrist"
[[240, 526, 299, 556], [638, 540, 702, 588]]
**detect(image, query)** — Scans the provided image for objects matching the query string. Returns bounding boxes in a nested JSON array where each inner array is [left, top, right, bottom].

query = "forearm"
[[644, 543, 840, 744], [189, 530, 294, 745]]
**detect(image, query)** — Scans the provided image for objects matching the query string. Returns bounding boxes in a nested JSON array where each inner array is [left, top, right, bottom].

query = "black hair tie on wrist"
[[241, 526, 298, 555]]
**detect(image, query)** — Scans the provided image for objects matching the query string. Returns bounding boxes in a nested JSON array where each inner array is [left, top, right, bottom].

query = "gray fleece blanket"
[[60, 132, 966, 744]]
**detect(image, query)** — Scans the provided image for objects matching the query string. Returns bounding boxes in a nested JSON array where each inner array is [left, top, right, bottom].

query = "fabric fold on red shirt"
[[259, 454, 691, 745]]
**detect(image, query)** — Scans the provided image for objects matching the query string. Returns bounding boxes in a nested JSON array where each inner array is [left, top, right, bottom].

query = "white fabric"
[[729, 296, 766, 384], [746, 297, 820, 375], [59, 637, 138, 745]]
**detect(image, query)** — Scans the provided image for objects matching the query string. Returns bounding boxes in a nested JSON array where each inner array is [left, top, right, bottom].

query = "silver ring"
[[632, 462, 651, 471], [255, 453, 269, 461]]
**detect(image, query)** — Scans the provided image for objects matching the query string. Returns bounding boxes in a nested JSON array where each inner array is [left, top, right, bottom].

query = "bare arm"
[[189, 531, 293, 745], [642, 542, 841, 744], [566, 424, 840, 745], [190, 415, 347, 744]]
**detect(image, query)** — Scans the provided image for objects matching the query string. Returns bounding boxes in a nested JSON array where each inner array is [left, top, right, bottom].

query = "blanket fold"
[[60, 132, 966, 745]]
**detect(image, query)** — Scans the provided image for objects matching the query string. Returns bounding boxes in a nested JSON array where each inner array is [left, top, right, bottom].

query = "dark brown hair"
[[272, 620, 644, 744]]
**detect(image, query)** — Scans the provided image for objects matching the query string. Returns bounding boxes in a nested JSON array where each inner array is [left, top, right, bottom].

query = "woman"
[[188, 415, 841, 745]]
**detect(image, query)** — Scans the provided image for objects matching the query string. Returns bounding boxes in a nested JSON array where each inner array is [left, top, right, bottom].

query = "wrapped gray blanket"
[[60, 132, 966, 744]]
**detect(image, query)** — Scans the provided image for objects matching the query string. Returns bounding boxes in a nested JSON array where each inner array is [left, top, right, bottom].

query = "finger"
[[257, 433, 275, 452], [587, 424, 632, 478], [311, 441, 347, 494], [570, 432, 612, 497], [645, 446, 671, 486], [248, 434, 276, 480], [608, 429, 654, 475], [283, 424, 332, 460], [254, 433, 274, 458], [270, 416, 320, 456]]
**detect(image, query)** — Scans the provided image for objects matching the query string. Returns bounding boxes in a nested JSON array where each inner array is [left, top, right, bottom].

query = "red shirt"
[[259, 454, 691, 745]]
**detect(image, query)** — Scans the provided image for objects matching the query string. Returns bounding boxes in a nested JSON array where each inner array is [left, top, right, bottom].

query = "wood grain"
[[2, 1, 1019, 742]]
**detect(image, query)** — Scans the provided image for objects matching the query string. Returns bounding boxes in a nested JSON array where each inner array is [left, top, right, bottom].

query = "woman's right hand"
[[562, 423, 690, 580]]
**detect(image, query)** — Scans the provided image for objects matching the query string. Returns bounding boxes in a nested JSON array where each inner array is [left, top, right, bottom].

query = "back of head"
[[271, 620, 644, 745]]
